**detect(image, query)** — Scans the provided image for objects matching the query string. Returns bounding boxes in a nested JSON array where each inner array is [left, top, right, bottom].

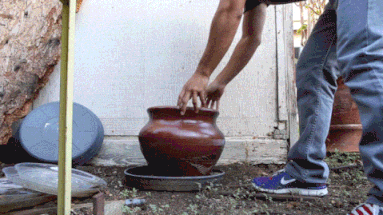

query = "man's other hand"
[[206, 80, 226, 110]]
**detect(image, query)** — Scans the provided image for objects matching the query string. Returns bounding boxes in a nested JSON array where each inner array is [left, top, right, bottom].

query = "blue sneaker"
[[252, 170, 328, 196]]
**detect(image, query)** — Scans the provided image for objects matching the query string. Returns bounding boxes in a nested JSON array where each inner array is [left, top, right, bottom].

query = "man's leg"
[[285, 17, 340, 184], [336, 0, 383, 209], [252, 1, 340, 196]]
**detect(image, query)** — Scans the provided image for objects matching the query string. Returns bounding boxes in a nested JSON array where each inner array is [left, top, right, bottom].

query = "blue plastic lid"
[[15, 102, 104, 166]]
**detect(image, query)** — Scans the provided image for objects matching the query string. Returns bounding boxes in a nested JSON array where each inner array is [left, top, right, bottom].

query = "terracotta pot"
[[326, 78, 362, 152], [138, 106, 225, 176]]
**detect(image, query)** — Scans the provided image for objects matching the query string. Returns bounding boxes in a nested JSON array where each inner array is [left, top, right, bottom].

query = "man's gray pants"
[[285, 0, 383, 205]]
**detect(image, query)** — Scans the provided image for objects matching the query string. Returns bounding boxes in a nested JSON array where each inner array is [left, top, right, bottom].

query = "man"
[[177, 0, 267, 114], [177, 0, 383, 214]]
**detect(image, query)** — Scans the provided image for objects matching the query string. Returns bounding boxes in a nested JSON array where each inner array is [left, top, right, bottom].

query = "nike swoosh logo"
[[280, 177, 296, 185]]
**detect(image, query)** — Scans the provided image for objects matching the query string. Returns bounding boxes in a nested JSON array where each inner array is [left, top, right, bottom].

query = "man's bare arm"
[[205, 4, 268, 109], [195, 0, 248, 77], [214, 3, 267, 86], [178, 0, 247, 114]]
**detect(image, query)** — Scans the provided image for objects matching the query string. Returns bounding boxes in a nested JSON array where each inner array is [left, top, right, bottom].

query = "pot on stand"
[[138, 106, 225, 176]]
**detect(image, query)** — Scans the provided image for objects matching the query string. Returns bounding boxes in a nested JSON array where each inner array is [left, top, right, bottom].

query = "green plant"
[[195, 193, 201, 199], [195, 191, 208, 200], [204, 182, 219, 192], [262, 193, 273, 202], [325, 150, 361, 167], [352, 169, 367, 184], [148, 204, 169, 213], [186, 204, 199, 215], [342, 189, 350, 197], [122, 205, 141, 214], [232, 188, 242, 200], [297, 24, 307, 34], [248, 208, 259, 214], [295, 0, 327, 46], [120, 188, 138, 198], [228, 198, 239, 212]]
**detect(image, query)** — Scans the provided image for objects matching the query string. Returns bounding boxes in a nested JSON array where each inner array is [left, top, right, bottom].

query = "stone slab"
[[90, 136, 287, 166]]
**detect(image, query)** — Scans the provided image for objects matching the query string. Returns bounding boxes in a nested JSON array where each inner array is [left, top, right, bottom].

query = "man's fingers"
[[216, 100, 220, 110], [210, 100, 215, 109], [206, 98, 211, 108], [177, 90, 185, 107], [192, 91, 199, 113], [199, 92, 207, 108], [180, 91, 191, 115]]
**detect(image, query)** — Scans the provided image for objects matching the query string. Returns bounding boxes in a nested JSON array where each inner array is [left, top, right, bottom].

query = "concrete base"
[[90, 136, 287, 166], [105, 200, 124, 215]]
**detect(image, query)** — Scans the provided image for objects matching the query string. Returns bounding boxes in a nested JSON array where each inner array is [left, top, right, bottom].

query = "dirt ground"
[[0, 152, 370, 215]]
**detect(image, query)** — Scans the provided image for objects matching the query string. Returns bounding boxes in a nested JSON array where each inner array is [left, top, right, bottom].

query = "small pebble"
[[125, 198, 146, 206]]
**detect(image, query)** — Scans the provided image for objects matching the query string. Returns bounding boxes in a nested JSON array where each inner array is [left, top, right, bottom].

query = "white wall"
[[35, 0, 282, 138]]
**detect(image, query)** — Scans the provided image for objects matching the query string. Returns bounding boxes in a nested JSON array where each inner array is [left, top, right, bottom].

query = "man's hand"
[[206, 80, 226, 110], [177, 0, 262, 115], [177, 73, 209, 115]]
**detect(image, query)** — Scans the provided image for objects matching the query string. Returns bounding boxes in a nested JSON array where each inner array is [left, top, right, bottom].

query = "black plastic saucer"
[[124, 166, 225, 191]]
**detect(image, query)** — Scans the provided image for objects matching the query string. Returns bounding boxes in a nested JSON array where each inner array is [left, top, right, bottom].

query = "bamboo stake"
[[58, 0, 76, 214]]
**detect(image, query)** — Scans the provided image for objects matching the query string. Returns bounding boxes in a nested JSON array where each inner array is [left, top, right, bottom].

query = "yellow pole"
[[58, 0, 76, 214]]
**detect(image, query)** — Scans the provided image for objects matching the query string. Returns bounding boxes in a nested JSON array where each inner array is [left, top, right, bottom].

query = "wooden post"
[[58, 0, 76, 214], [92, 192, 105, 215]]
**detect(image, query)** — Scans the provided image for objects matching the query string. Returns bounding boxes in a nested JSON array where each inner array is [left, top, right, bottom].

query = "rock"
[[0, 0, 62, 145]]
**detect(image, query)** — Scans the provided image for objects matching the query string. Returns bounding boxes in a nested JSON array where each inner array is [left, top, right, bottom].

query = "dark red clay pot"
[[138, 106, 225, 176], [326, 78, 362, 152]]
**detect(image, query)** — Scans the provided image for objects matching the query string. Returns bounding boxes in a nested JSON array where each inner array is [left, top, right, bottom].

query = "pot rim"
[[147, 106, 219, 114]]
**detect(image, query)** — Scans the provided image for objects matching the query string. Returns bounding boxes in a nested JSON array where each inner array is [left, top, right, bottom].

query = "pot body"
[[138, 106, 225, 176], [326, 78, 362, 152]]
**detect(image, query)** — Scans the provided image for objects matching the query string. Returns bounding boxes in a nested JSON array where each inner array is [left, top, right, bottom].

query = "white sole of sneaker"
[[252, 183, 328, 196]]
